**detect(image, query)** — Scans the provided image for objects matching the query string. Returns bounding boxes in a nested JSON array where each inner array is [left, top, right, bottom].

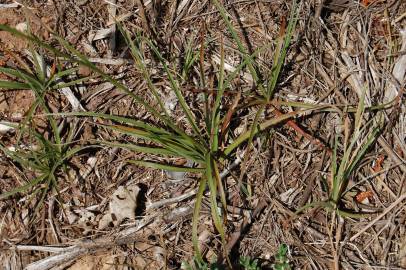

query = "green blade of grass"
[[99, 124, 205, 161], [54, 111, 202, 151], [339, 126, 381, 198], [53, 146, 90, 169], [210, 37, 226, 152], [192, 176, 207, 263], [332, 86, 368, 202], [266, 0, 299, 99], [330, 135, 338, 202], [0, 80, 30, 89], [15, 99, 40, 145], [0, 67, 43, 89], [128, 160, 204, 173], [223, 43, 273, 92], [182, 33, 199, 80], [0, 144, 37, 170], [52, 67, 80, 79], [1, 63, 63, 149], [224, 106, 325, 156], [97, 141, 177, 156], [0, 174, 48, 200], [212, 157, 227, 215], [29, 50, 46, 83], [50, 76, 92, 90], [205, 154, 228, 262]]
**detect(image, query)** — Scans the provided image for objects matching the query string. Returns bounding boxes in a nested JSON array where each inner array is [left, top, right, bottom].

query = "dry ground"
[[0, 0, 406, 269]]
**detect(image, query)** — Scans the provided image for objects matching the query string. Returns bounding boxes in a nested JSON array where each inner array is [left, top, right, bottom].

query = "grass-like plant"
[[296, 86, 383, 218], [329, 89, 383, 217], [273, 244, 291, 270], [0, 50, 86, 211]]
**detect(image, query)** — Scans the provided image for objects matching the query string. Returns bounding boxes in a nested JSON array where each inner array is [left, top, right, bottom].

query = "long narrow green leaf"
[[50, 76, 91, 90], [192, 176, 208, 263], [333, 86, 369, 201], [16, 99, 40, 145], [205, 154, 227, 260], [0, 80, 30, 89], [0, 144, 34, 169], [98, 141, 176, 156], [53, 112, 204, 151], [354, 85, 367, 133], [54, 111, 201, 151], [30, 50, 46, 83], [213, 157, 227, 213], [102, 124, 205, 161], [0, 67, 43, 90], [330, 135, 339, 202], [223, 43, 273, 92], [224, 106, 325, 156], [266, 0, 299, 99], [53, 146, 90, 169], [1, 62, 62, 149], [52, 67, 80, 79], [128, 160, 204, 172], [210, 38, 225, 152], [340, 126, 381, 196], [182, 33, 199, 80], [0, 174, 48, 200]]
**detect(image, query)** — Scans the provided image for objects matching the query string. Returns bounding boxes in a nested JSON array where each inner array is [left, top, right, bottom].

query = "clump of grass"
[[296, 85, 384, 218], [273, 244, 291, 270], [0, 49, 85, 211], [328, 89, 383, 217]]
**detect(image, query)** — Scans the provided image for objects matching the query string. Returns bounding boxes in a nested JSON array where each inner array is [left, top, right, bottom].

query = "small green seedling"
[[181, 257, 221, 270], [240, 256, 261, 270], [273, 244, 291, 270]]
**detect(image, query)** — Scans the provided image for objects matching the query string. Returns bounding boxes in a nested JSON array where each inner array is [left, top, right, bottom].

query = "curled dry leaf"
[[67, 254, 126, 270], [372, 155, 385, 173], [355, 190, 374, 204], [98, 184, 140, 230]]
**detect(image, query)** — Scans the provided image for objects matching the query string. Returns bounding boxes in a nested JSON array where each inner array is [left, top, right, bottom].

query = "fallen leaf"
[[361, 0, 375, 7], [98, 184, 140, 229], [355, 190, 373, 203], [372, 155, 384, 173]]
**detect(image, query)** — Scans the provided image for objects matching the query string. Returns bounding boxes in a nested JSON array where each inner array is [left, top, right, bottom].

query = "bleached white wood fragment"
[[384, 29, 406, 103]]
